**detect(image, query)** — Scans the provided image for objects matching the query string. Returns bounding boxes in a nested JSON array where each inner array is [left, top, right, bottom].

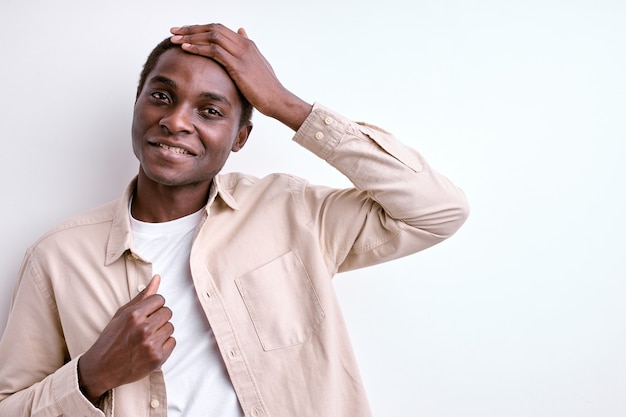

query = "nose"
[[159, 104, 194, 134]]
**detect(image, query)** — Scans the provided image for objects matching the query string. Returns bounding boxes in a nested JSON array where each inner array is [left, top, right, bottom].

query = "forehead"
[[147, 48, 240, 102]]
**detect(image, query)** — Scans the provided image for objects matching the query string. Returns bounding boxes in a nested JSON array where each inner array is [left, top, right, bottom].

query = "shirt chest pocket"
[[235, 251, 325, 351]]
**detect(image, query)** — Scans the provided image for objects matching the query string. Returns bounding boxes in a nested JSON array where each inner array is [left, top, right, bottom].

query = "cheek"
[[199, 126, 238, 155], [130, 120, 143, 157], [132, 99, 161, 129], [132, 105, 150, 130], [131, 106, 157, 140], [204, 142, 232, 163], [131, 110, 154, 160]]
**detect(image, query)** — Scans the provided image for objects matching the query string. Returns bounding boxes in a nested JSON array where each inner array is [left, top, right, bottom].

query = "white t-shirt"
[[131, 208, 243, 417]]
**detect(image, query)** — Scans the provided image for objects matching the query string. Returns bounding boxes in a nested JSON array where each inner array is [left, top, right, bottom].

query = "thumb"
[[115, 275, 162, 315], [137, 274, 161, 300]]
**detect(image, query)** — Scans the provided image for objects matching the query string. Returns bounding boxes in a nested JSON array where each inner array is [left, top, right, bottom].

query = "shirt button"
[[229, 348, 238, 359], [150, 399, 160, 408], [251, 407, 263, 417], [314, 131, 324, 140], [137, 284, 146, 292], [324, 116, 334, 125]]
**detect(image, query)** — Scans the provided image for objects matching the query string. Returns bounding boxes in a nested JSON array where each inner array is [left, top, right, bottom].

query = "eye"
[[150, 91, 171, 103], [201, 107, 223, 118]]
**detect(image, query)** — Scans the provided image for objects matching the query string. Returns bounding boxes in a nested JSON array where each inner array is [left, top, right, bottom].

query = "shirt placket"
[[190, 229, 268, 417], [124, 250, 168, 417]]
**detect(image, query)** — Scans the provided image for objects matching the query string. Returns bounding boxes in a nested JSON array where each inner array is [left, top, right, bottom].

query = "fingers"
[[140, 274, 172, 337], [155, 320, 176, 354], [126, 293, 173, 358], [146, 310, 175, 362], [148, 302, 173, 325], [170, 23, 246, 59], [170, 23, 231, 36], [237, 27, 249, 38], [163, 335, 176, 356], [170, 23, 239, 46]]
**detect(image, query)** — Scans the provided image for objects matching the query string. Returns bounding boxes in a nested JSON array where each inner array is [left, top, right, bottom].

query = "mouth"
[[152, 142, 195, 156]]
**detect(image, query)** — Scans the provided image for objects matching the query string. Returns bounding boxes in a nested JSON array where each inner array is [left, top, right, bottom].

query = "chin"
[[142, 169, 212, 190]]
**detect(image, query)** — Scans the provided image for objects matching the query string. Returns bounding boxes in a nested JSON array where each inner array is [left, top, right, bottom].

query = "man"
[[0, 23, 469, 417]]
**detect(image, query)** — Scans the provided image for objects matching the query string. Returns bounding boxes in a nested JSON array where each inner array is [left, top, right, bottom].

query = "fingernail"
[[170, 26, 181, 32], [170, 35, 183, 42]]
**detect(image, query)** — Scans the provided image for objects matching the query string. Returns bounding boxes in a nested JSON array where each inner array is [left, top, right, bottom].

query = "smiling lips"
[[157, 142, 193, 155]]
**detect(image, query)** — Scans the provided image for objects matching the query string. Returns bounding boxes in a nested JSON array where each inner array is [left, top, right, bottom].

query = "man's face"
[[132, 48, 250, 189]]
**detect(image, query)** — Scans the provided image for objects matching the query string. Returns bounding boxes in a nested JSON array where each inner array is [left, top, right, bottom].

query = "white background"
[[1, 0, 625, 416]]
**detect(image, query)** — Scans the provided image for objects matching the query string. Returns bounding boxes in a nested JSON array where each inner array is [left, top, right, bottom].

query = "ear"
[[231, 122, 253, 152]]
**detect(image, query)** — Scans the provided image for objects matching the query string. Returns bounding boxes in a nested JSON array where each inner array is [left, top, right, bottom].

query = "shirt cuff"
[[292, 102, 350, 160], [293, 102, 423, 172], [52, 356, 106, 417]]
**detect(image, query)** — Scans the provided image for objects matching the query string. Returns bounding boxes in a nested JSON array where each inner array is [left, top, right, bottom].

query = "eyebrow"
[[148, 75, 232, 107], [149, 75, 177, 89]]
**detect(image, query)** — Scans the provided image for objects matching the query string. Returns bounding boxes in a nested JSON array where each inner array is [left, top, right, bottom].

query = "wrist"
[[77, 355, 107, 404], [267, 90, 312, 131]]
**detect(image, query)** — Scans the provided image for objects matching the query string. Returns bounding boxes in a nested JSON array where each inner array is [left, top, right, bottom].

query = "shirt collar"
[[105, 175, 239, 265], [105, 178, 137, 265], [211, 174, 240, 211]]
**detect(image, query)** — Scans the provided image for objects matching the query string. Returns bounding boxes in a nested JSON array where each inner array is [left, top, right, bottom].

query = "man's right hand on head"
[[77, 274, 175, 403], [169, 23, 312, 132]]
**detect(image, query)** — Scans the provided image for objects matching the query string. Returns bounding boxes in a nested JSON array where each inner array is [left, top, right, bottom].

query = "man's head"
[[136, 38, 253, 127], [131, 40, 253, 191]]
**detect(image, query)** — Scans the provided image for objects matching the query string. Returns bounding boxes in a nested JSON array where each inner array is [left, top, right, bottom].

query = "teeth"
[[158, 143, 190, 154]]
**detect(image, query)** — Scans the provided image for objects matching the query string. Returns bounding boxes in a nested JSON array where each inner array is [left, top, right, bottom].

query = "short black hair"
[[136, 37, 253, 127]]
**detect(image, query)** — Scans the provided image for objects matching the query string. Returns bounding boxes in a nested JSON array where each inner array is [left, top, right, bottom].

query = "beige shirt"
[[0, 103, 469, 417]]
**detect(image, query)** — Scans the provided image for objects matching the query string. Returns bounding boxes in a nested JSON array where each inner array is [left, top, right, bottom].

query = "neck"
[[131, 173, 212, 223]]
